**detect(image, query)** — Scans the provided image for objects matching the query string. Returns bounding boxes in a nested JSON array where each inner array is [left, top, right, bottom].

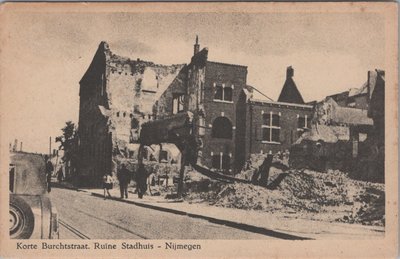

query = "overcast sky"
[[1, 11, 385, 153]]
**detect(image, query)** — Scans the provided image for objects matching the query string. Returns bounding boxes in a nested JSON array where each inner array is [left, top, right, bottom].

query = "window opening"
[[212, 117, 233, 139], [262, 112, 281, 143], [172, 94, 185, 114]]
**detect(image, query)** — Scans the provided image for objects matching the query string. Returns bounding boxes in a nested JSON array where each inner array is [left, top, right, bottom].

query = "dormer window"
[[213, 83, 233, 102]]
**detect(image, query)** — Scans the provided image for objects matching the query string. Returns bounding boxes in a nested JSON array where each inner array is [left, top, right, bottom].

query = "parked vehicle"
[[9, 152, 59, 239]]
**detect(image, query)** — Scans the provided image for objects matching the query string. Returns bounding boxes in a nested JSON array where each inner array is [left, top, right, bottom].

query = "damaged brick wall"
[[105, 47, 185, 152], [154, 66, 188, 119], [185, 49, 208, 166], [78, 41, 186, 186], [78, 42, 112, 187]]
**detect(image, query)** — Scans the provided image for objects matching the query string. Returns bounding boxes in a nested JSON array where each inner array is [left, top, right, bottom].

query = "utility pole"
[[177, 144, 187, 199], [49, 137, 52, 156]]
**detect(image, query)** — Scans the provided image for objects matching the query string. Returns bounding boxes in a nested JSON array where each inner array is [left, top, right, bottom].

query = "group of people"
[[102, 163, 148, 200], [44, 155, 150, 199]]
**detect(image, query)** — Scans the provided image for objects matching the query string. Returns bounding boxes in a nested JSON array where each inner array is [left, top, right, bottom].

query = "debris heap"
[[185, 169, 385, 226]]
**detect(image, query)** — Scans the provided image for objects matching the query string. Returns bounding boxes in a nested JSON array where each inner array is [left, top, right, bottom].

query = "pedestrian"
[[57, 168, 63, 182], [102, 173, 113, 199], [147, 169, 156, 196], [136, 163, 148, 199], [44, 155, 54, 193], [117, 164, 131, 199]]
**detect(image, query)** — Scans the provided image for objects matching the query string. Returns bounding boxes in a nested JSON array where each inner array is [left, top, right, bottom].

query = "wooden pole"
[[49, 137, 52, 156], [158, 144, 163, 162], [177, 144, 187, 199]]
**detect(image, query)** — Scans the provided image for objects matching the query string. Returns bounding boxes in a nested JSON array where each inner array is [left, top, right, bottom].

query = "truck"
[[9, 152, 59, 239]]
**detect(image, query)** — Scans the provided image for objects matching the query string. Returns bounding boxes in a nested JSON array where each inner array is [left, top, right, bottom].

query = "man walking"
[[117, 164, 131, 199], [44, 155, 54, 193], [136, 163, 147, 199]]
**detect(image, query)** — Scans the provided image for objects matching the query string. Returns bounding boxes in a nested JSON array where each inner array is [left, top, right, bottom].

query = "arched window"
[[214, 84, 223, 100], [224, 87, 233, 102], [213, 83, 233, 102], [212, 117, 232, 139]]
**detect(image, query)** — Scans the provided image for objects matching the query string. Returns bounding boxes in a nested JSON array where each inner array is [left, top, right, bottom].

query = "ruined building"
[[326, 81, 370, 110], [290, 70, 385, 182], [77, 38, 379, 186], [78, 41, 186, 185]]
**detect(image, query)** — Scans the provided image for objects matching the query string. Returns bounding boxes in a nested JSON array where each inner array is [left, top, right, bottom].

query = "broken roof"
[[322, 98, 373, 126], [294, 124, 350, 144], [295, 124, 338, 144], [349, 82, 368, 97], [333, 106, 373, 125]]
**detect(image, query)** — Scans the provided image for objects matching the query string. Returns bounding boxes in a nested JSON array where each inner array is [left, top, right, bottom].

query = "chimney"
[[194, 35, 200, 55], [286, 66, 294, 79]]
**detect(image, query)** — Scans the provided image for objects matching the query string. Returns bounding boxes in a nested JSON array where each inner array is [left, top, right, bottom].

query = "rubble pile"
[[279, 170, 351, 206], [212, 182, 295, 211], [337, 186, 385, 226], [237, 152, 289, 180], [185, 169, 385, 226]]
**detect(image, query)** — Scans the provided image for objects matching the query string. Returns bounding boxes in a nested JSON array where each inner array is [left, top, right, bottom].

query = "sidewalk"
[[79, 186, 385, 240]]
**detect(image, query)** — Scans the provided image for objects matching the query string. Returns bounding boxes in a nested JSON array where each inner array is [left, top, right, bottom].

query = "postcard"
[[0, 2, 398, 258]]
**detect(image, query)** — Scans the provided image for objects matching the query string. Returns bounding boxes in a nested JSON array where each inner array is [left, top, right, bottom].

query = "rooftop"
[[249, 98, 313, 109], [207, 60, 248, 69]]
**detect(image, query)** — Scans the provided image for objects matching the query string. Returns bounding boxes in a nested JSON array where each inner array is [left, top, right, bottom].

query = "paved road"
[[50, 187, 275, 239]]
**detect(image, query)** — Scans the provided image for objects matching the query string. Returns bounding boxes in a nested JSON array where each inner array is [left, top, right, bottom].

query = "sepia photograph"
[[0, 2, 397, 258]]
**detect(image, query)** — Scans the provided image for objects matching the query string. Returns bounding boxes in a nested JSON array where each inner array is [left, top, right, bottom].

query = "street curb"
[[89, 192, 312, 240], [52, 182, 82, 192], [91, 192, 189, 216]]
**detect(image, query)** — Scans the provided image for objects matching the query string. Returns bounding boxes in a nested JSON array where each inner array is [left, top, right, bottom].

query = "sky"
[[1, 11, 385, 154]]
